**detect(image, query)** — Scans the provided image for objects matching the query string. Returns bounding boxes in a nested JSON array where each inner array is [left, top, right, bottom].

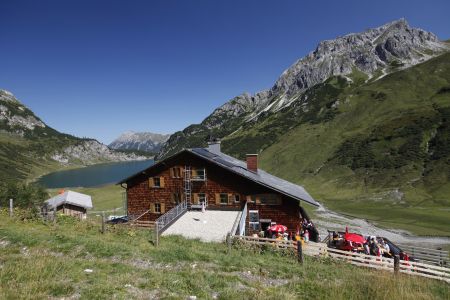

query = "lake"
[[37, 159, 154, 188]]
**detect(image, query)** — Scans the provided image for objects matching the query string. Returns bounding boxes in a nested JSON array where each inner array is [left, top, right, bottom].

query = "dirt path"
[[313, 205, 450, 249]]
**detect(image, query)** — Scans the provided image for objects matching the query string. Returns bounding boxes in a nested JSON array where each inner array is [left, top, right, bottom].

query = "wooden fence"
[[396, 244, 449, 266], [232, 235, 450, 283]]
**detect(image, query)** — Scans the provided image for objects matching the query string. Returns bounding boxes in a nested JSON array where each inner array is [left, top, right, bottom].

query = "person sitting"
[[304, 229, 310, 243], [370, 238, 379, 256], [383, 240, 390, 252], [363, 243, 370, 255]]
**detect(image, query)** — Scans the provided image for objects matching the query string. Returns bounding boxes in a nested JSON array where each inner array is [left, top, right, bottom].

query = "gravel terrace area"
[[314, 205, 450, 249], [162, 210, 239, 242]]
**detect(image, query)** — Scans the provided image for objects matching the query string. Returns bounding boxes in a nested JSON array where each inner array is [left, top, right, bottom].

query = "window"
[[249, 210, 259, 230], [234, 194, 240, 203], [193, 168, 206, 180], [155, 203, 161, 213], [198, 193, 207, 205], [220, 193, 228, 205], [172, 167, 182, 178], [251, 195, 257, 203], [260, 194, 281, 205], [149, 177, 164, 188], [172, 193, 182, 204]]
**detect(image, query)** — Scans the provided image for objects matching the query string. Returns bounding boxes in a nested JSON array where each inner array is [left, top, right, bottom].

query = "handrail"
[[155, 200, 188, 235], [237, 201, 247, 236], [129, 208, 152, 223], [230, 211, 242, 236]]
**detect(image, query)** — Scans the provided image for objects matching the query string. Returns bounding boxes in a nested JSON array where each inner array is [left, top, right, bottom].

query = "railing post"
[[297, 241, 303, 264], [101, 211, 105, 234], [155, 223, 159, 247], [394, 255, 400, 274], [9, 199, 13, 217]]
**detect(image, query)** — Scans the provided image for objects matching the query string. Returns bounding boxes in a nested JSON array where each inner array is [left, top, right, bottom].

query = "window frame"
[[249, 210, 259, 223], [194, 168, 206, 180], [249, 210, 260, 231], [154, 203, 161, 213], [172, 167, 182, 178], [198, 193, 207, 205], [173, 192, 182, 204], [153, 177, 161, 187], [259, 194, 281, 205], [234, 194, 240, 203], [219, 193, 228, 205]]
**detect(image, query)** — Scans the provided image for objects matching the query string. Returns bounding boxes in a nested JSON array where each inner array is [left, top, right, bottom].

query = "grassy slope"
[[241, 53, 450, 236], [0, 213, 448, 299]]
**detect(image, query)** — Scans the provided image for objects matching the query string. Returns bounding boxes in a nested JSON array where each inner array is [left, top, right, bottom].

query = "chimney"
[[246, 154, 258, 172], [207, 140, 221, 154]]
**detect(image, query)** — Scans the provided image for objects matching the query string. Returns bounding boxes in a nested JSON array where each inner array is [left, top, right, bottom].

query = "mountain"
[[156, 19, 450, 235], [158, 19, 448, 159], [109, 131, 170, 154], [0, 90, 146, 182]]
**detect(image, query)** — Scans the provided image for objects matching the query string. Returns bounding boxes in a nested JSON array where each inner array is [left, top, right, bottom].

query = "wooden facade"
[[123, 150, 316, 238], [56, 203, 87, 220]]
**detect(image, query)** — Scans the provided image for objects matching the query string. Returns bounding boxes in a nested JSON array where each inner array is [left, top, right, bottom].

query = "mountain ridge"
[[0, 90, 146, 182], [109, 131, 170, 153], [157, 19, 449, 159]]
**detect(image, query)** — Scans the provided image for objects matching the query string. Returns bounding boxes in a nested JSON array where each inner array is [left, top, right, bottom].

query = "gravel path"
[[162, 210, 239, 242]]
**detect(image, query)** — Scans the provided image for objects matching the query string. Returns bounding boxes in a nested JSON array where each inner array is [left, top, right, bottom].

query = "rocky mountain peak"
[[109, 131, 170, 153], [273, 19, 446, 102], [205, 19, 448, 126], [0, 89, 21, 104], [0, 89, 46, 134], [157, 19, 449, 159]]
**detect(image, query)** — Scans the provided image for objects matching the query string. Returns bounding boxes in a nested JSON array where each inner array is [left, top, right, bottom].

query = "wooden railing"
[[232, 235, 450, 283], [230, 211, 242, 236], [237, 202, 247, 236], [397, 244, 449, 266]]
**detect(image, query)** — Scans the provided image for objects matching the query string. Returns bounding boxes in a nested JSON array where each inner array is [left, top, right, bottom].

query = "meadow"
[[0, 210, 448, 299]]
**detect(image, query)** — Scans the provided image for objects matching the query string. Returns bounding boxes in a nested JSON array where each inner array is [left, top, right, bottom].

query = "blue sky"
[[1, 0, 449, 144]]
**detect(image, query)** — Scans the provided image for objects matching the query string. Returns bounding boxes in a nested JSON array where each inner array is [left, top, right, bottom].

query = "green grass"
[[0, 211, 448, 299]]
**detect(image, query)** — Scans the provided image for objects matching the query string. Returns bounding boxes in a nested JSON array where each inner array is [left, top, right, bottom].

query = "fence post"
[[9, 199, 13, 217], [297, 241, 303, 264], [226, 232, 232, 253], [101, 212, 105, 234], [155, 224, 159, 247], [394, 255, 400, 274]]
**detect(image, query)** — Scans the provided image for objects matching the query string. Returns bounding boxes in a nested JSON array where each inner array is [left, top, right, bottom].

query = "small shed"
[[44, 190, 93, 220]]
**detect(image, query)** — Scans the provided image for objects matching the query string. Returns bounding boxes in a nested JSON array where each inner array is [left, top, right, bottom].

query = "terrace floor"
[[162, 210, 239, 242]]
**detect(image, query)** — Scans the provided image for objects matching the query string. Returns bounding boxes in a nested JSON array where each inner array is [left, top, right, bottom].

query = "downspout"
[[120, 183, 128, 217]]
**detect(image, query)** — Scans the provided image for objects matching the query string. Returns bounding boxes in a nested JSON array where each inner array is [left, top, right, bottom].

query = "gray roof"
[[187, 148, 319, 207], [45, 190, 93, 209]]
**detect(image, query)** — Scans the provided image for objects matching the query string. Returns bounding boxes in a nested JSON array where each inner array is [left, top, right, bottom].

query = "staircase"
[[131, 220, 155, 229], [184, 166, 192, 209]]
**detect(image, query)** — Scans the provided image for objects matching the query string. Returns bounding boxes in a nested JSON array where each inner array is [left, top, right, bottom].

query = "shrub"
[[0, 182, 48, 209]]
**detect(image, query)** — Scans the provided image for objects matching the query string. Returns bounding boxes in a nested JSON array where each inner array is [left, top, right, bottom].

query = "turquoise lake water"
[[37, 159, 154, 188]]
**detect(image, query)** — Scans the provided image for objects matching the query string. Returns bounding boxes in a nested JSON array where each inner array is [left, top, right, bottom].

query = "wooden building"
[[119, 141, 319, 240], [44, 190, 93, 220]]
